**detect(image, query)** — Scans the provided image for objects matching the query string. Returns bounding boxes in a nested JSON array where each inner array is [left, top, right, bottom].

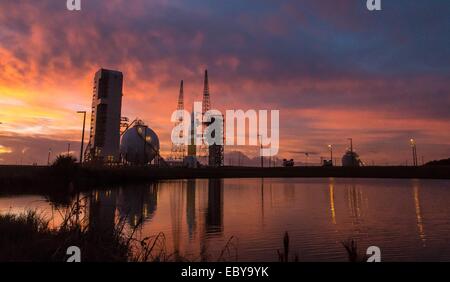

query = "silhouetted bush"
[[51, 155, 78, 182], [0, 208, 129, 262], [342, 239, 368, 262], [425, 158, 450, 166]]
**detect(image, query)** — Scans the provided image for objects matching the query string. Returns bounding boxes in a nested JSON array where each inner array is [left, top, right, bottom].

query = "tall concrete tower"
[[87, 68, 123, 163]]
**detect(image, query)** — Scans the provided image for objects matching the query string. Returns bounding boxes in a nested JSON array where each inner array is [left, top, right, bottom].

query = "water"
[[1, 178, 450, 261]]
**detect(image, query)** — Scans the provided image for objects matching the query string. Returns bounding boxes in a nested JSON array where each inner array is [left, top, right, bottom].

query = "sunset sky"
[[0, 0, 449, 165]]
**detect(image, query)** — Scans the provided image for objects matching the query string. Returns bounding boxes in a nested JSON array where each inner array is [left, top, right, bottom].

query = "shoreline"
[[0, 165, 449, 189]]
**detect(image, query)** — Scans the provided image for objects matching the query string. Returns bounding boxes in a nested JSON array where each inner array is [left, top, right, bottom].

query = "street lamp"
[[328, 144, 333, 166], [410, 138, 418, 166], [77, 111, 87, 164], [47, 148, 52, 166]]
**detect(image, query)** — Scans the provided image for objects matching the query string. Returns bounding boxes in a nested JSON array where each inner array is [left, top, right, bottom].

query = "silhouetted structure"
[[170, 81, 186, 161], [207, 114, 224, 167], [120, 120, 160, 165], [425, 158, 450, 166], [85, 69, 123, 163], [342, 138, 363, 167], [198, 70, 211, 161], [410, 139, 418, 166]]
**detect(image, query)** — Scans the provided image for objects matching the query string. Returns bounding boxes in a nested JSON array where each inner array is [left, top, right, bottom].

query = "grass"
[[342, 239, 369, 262], [0, 198, 364, 262], [0, 206, 129, 262], [0, 197, 239, 262]]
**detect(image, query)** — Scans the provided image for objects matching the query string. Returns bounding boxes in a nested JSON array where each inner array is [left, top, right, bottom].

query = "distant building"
[[87, 68, 123, 162]]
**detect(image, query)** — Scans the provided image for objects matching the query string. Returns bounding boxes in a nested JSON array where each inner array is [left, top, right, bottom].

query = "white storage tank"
[[120, 122, 160, 164]]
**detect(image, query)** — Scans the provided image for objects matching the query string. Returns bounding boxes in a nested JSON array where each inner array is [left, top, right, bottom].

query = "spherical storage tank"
[[120, 124, 160, 164]]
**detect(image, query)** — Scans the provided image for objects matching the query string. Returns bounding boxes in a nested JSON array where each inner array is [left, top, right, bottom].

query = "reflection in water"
[[412, 181, 426, 244], [89, 190, 117, 234], [1, 178, 450, 261], [283, 182, 296, 204], [346, 185, 363, 226], [261, 178, 265, 226], [329, 180, 337, 225], [117, 184, 158, 227], [205, 179, 223, 235], [186, 179, 197, 239], [170, 181, 184, 258]]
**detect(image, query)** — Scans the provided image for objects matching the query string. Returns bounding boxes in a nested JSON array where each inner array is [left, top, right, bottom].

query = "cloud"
[[0, 0, 449, 164], [0, 145, 13, 154]]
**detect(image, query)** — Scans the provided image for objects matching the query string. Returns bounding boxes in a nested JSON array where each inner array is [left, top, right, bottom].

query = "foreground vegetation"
[[0, 207, 367, 262], [0, 197, 239, 262], [0, 210, 129, 262]]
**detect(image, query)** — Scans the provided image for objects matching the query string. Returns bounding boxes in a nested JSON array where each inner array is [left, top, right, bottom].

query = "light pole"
[[410, 138, 418, 166], [47, 148, 52, 166], [77, 111, 86, 164], [328, 144, 333, 166], [260, 135, 263, 168]]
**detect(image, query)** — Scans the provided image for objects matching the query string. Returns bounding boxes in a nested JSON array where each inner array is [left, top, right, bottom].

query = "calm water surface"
[[1, 178, 450, 261]]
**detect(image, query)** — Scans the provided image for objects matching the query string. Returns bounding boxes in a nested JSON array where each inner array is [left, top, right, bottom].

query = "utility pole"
[[328, 144, 333, 166], [47, 148, 52, 165], [77, 111, 86, 164], [67, 143, 71, 156], [410, 139, 418, 166]]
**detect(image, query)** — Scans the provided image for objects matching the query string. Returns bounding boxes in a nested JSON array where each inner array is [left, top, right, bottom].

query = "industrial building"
[[85, 68, 123, 163], [83, 68, 223, 167]]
